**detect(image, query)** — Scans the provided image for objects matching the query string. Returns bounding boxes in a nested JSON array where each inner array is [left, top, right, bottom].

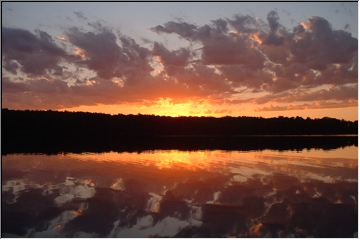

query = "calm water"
[[2, 146, 358, 237]]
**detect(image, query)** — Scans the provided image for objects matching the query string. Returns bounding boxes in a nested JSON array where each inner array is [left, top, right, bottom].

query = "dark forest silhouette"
[[2, 109, 357, 154]]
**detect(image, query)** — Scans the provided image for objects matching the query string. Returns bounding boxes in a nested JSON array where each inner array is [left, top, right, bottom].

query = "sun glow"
[[59, 98, 358, 120], [59, 98, 218, 117], [150, 98, 212, 117]]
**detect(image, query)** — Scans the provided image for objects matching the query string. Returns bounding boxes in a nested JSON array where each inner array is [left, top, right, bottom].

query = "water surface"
[[2, 146, 358, 237]]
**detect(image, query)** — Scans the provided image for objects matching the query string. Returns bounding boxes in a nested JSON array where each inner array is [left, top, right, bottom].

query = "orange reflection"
[[151, 150, 212, 170], [66, 150, 217, 171], [52, 224, 62, 230], [50, 146, 357, 181], [4, 146, 357, 185], [71, 208, 85, 217]]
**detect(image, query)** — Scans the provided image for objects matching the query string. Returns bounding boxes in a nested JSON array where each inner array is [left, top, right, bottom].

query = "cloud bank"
[[2, 10, 357, 112]]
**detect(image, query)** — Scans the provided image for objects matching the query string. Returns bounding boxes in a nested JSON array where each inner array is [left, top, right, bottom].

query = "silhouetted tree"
[[2, 109, 357, 154]]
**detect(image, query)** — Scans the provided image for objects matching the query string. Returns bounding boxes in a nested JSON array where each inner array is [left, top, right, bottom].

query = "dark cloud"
[[2, 59, 21, 74], [66, 26, 152, 83], [152, 42, 191, 76], [289, 17, 357, 69], [211, 18, 228, 33], [117, 36, 153, 84], [153, 18, 265, 69], [172, 63, 233, 95], [344, 23, 350, 31], [228, 15, 259, 33], [267, 10, 280, 33], [66, 27, 124, 79], [152, 21, 198, 40], [219, 65, 273, 90], [74, 11, 87, 21], [153, 42, 190, 67], [202, 35, 265, 68], [2, 11, 358, 111], [150, 11, 357, 93], [3, 27, 67, 76]]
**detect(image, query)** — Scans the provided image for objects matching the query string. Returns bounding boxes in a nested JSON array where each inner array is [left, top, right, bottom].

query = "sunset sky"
[[2, 2, 358, 120]]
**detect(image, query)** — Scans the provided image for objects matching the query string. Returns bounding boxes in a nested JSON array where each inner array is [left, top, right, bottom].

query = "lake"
[[2, 145, 358, 237]]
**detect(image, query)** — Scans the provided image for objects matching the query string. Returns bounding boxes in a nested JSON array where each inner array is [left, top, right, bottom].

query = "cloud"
[[227, 15, 260, 33], [264, 10, 285, 45], [3, 27, 67, 76], [65, 24, 155, 88], [152, 21, 198, 40], [74, 11, 88, 21], [153, 18, 265, 69], [289, 17, 357, 70], [2, 11, 358, 112], [153, 42, 190, 67], [257, 100, 357, 112], [253, 84, 358, 106], [66, 26, 125, 79], [153, 13, 357, 93], [219, 65, 273, 90], [293, 85, 358, 102]]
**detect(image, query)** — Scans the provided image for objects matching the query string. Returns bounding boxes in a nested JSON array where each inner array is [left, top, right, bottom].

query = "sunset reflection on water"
[[2, 146, 358, 237]]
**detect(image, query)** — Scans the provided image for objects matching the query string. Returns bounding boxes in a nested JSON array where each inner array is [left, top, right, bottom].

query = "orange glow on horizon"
[[59, 98, 358, 121], [150, 98, 212, 117], [61, 98, 222, 117]]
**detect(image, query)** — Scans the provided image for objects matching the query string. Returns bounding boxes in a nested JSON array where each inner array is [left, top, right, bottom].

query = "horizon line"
[[2, 108, 358, 122]]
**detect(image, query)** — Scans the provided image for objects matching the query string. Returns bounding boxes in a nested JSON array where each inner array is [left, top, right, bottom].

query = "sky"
[[2, 2, 358, 120]]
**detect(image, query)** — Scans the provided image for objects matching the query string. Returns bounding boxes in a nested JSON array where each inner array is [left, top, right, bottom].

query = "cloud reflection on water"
[[2, 147, 358, 237]]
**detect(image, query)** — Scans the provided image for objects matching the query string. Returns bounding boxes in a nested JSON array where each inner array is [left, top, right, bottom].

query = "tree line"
[[2, 109, 357, 153]]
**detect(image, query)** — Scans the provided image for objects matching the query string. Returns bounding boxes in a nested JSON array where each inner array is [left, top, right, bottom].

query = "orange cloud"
[[73, 47, 87, 60], [2, 12, 358, 120], [250, 32, 263, 45]]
